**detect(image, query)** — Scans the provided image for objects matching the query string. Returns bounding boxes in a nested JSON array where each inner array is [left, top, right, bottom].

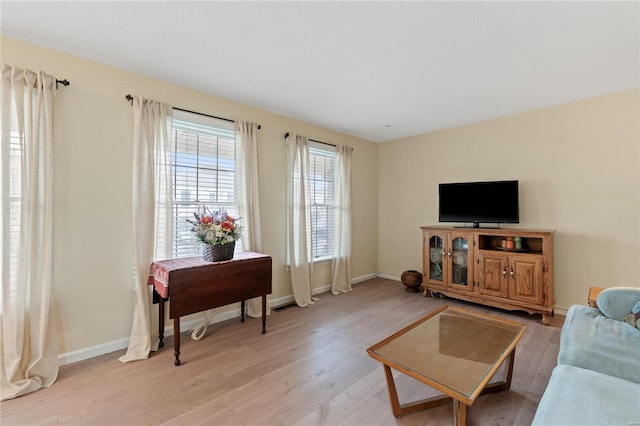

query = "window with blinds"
[[308, 143, 337, 260], [171, 110, 238, 258]]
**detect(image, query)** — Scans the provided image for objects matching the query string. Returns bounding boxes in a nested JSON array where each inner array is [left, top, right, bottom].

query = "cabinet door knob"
[[510, 268, 514, 277], [502, 269, 507, 276]]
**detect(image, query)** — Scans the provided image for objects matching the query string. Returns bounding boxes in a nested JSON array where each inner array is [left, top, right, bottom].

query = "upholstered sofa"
[[532, 287, 640, 426]]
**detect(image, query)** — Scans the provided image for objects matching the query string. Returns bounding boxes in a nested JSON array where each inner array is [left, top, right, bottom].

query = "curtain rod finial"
[[55, 79, 70, 89]]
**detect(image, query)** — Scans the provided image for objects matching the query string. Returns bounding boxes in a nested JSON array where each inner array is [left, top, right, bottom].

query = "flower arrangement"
[[187, 207, 242, 246]]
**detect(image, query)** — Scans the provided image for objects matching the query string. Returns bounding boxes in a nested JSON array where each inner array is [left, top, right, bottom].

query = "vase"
[[203, 241, 235, 262], [401, 270, 423, 292]]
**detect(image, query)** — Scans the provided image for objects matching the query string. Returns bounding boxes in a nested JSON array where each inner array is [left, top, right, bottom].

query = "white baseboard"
[[57, 310, 239, 366], [57, 272, 379, 366], [376, 272, 400, 281], [58, 337, 131, 366], [554, 307, 568, 316], [264, 273, 378, 309], [353, 272, 378, 284]]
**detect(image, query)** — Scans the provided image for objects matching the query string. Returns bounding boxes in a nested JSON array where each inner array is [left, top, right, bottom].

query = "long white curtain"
[[0, 64, 58, 400], [331, 145, 353, 295], [235, 121, 268, 318], [286, 134, 316, 307], [119, 97, 173, 362]]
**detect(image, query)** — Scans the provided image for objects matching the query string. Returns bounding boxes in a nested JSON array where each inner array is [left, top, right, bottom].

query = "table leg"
[[453, 400, 468, 426], [173, 317, 181, 366], [241, 300, 246, 323], [261, 295, 267, 334], [482, 348, 516, 394], [383, 365, 403, 418], [504, 348, 515, 389], [380, 365, 453, 418], [158, 296, 165, 348]]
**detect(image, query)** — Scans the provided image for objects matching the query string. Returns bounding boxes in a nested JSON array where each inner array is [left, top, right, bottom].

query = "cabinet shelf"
[[494, 246, 530, 253]]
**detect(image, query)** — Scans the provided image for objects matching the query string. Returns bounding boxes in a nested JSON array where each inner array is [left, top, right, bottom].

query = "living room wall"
[[1, 37, 379, 361], [378, 89, 640, 312]]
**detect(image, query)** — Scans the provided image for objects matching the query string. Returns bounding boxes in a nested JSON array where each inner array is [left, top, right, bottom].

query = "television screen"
[[439, 180, 519, 227]]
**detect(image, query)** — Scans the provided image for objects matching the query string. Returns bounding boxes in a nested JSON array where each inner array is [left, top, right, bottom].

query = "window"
[[308, 143, 337, 260], [170, 110, 238, 258]]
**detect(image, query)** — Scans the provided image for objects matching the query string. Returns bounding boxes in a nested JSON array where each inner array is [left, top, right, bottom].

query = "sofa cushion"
[[532, 365, 640, 426], [558, 305, 640, 384], [597, 287, 640, 321]]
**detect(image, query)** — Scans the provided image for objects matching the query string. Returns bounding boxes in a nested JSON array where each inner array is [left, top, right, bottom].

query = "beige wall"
[[379, 89, 640, 311], [1, 37, 379, 358]]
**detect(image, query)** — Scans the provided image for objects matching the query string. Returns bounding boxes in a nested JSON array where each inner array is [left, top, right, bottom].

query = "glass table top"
[[367, 306, 527, 401]]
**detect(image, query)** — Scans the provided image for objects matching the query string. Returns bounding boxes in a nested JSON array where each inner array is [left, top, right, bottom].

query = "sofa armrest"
[[596, 287, 640, 321]]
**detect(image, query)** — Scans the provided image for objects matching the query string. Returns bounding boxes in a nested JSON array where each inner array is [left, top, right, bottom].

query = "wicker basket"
[[203, 242, 235, 262]]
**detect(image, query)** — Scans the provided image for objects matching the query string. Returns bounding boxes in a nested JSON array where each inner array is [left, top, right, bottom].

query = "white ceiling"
[[2, 1, 639, 142]]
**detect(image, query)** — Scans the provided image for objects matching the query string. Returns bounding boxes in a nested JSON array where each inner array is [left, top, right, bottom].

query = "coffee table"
[[367, 305, 527, 425]]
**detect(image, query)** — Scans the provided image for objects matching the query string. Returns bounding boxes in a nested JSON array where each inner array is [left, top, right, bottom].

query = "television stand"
[[421, 226, 555, 325]]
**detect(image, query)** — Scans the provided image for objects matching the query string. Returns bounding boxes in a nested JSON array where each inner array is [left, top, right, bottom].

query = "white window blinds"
[[170, 110, 238, 258], [308, 142, 337, 260]]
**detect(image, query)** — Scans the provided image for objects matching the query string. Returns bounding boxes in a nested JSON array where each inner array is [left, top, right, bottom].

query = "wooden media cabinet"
[[421, 226, 555, 325]]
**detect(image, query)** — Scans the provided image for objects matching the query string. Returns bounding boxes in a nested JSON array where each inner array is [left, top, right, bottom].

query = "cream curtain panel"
[[0, 64, 58, 400], [119, 97, 173, 362], [235, 121, 268, 318], [331, 145, 353, 295], [286, 134, 317, 307]]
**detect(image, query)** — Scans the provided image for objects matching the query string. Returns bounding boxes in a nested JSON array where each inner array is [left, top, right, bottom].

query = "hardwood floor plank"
[[293, 369, 390, 425], [337, 395, 396, 426]]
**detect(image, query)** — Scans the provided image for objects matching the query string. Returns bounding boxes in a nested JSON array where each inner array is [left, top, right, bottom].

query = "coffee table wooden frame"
[[367, 306, 527, 425]]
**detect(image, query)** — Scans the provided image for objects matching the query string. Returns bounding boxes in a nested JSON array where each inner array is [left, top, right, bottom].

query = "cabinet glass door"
[[428, 236, 444, 282], [451, 236, 469, 286]]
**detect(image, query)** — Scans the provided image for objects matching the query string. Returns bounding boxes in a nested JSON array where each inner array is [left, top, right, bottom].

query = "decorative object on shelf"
[[505, 236, 515, 249], [187, 207, 242, 262], [401, 270, 423, 292], [514, 236, 523, 250]]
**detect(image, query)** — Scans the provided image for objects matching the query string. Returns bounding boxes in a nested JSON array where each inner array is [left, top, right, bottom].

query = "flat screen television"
[[439, 180, 519, 228]]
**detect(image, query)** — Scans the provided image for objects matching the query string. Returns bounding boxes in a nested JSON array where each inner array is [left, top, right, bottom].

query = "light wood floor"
[[1, 278, 563, 426]]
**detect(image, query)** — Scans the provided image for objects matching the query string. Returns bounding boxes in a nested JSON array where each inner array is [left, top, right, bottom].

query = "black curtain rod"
[[284, 132, 336, 147], [56, 79, 70, 89], [125, 94, 261, 129]]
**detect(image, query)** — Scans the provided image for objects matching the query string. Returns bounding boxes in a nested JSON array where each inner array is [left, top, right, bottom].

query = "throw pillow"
[[624, 301, 640, 330], [597, 287, 640, 321]]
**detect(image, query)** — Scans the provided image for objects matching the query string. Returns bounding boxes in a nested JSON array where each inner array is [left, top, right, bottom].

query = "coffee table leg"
[[383, 365, 403, 418], [505, 348, 515, 389], [453, 400, 468, 426], [483, 348, 516, 394]]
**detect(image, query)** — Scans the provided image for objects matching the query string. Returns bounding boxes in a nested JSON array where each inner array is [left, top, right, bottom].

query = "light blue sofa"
[[532, 287, 640, 426]]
